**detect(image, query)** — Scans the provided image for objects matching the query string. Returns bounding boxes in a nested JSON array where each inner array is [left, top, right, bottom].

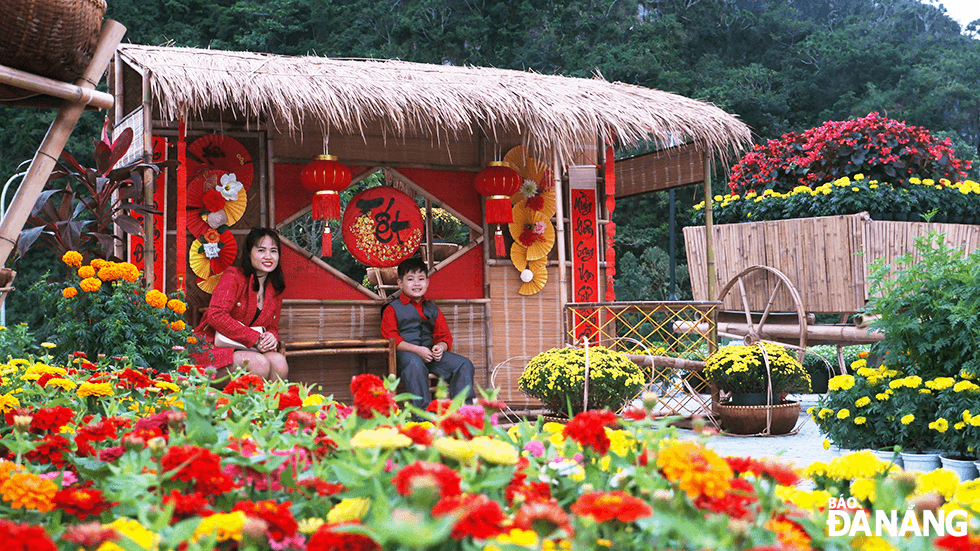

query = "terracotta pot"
[[716, 400, 800, 435]]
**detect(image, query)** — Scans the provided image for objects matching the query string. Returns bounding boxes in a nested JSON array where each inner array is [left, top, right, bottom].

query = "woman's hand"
[[257, 331, 278, 352]]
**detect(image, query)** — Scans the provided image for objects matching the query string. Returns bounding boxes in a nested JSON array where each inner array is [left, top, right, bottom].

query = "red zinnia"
[[276, 386, 303, 410], [724, 456, 800, 486], [223, 374, 265, 395], [570, 491, 652, 523], [425, 399, 453, 415], [295, 478, 346, 497], [438, 407, 485, 440], [61, 522, 119, 549], [694, 477, 758, 520], [53, 487, 116, 520], [392, 461, 462, 500], [24, 434, 71, 468], [398, 424, 433, 446], [30, 406, 74, 432], [352, 378, 397, 419], [306, 522, 380, 551], [0, 519, 57, 551], [513, 499, 574, 538], [562, 410, 618, 455], [431, 493, 506, 540], [233, 499, 298, 541], [159, 444, 236, 496], [162, 490, 212, 519]]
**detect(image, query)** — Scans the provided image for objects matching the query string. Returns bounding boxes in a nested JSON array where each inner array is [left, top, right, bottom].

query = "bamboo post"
[[553, 151, 568, 340], [0, 20, 127, 269], [0, 64, 114, 110], [703, 152, 715, 301], [141, 69, 155, 288]]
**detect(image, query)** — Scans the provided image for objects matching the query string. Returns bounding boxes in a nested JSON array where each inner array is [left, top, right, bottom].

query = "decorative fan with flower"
[[507, 199, 555, 295], [503, 145, 556, 217], [186, 169, 248, 238], [189, 227, 238, 293]]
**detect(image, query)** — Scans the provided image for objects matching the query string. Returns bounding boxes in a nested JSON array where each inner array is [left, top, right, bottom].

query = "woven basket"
[[0, 0, 107, 83], [716, 400, 800, 435]]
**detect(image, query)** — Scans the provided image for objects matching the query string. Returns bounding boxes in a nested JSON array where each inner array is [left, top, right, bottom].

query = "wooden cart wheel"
[[715, 265, 807, 359]]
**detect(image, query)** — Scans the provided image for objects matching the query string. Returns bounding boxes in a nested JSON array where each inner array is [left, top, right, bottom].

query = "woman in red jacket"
[[192, 227, 288, 381]]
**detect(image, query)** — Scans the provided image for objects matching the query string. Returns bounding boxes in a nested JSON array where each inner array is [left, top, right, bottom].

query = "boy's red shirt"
[[380, 293, 454, 350]]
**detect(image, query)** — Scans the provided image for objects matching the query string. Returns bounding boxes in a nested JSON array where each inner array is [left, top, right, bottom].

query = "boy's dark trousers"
[[397, 350, 475, 409]]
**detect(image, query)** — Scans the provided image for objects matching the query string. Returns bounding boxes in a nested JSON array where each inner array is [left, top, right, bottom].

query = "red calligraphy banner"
[[341, 186, 424, 267], [129, 136, 167, 291], [569, 166, 600, 340]]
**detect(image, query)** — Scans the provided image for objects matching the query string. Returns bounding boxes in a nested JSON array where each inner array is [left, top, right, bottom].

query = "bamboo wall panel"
[[488, 265, 564, 366], [685, 213, 980, 313]]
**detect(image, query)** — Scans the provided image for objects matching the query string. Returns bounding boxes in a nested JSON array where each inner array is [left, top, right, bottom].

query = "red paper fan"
[[187, 134, 254, 189]]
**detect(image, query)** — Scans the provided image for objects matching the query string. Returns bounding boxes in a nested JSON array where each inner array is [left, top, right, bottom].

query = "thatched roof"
[[117, 44, 751, 166]]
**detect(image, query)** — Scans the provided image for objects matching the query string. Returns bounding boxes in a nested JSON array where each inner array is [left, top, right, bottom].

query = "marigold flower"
[[837, 409, 850, 420], [62, 287, 78, 299], [854, 396, 871, 408], [79, 277, 101, 292], [901, 414, 915, 425], [657, 440, 732, 500], [169, 320, 186, 332], [145, 290, 168, 308], [929, 418, 949, 433], [62, 251, 83, 268], [570, 491, 652, 523], [167, 299, 187, 314], [0, 472, 57, 512], [186, 336, 197, 345], [78, 265, 96, 279]]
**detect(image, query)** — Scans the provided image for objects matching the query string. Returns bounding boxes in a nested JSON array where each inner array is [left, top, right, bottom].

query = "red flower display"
[[307, 522, 380, 551], [729, 112, 971, 194], [513, 499, 574, 538], [53, 487, 116, 520], [232, 499, 298, 541], [350, 374, 396, 419], [570, 491, 652, 523], [0, 519, 57, 551], [562, 409, 619, 455], [392, 461, 462, 500], [276, 385, 303, 410], [223, 374, 266, 395], [295, 478, 346, 497], [438, 407, 485, 440], [693, 477, 758, 520], [432, 493, 507, 540], [160, 444, 237, 496], [24, 434, 71, 468], [162, 490, 213, 519], [724, 456, 800, 487], [29, 406, 74, 433]]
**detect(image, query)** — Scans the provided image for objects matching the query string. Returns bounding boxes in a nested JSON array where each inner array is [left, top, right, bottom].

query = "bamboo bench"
[[284, 338, 396, 377]]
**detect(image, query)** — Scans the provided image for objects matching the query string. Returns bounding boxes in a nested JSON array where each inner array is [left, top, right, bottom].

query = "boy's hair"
[[397, 257, 427, 279]]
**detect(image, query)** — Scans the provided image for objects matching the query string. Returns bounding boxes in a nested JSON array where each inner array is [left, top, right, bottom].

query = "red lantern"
[[300, 154, 351, 256], [475, 161, 522, 257]]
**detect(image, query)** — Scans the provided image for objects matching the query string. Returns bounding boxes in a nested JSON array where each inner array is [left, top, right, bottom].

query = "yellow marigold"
[[193, 511, 245, 543], [78, 265, 96, 279], [44, 378, 76, 391], [0, 471, 56, 512], [80, 277, 102, 292], [99, 517, 161, 550], [850, 478, 877, 502], [62, 286, 78, 298], [818, 408, 834, 420], [0, 393, 21, 413], [657, 439, 732, 500], [468, 436, 518, 465], [855, 396, 871, 408], [928, 418, 949, 433], [326, 497, 371, 524], [854, 416, 867, 425], [77, 382, 114, 398], [62, 251, 83, 267], [775, 486, 832, 510], [837, 409, 850, 420], [167, 299, 187, 314], [954, 380, 980, 393], [434, 436, 476, 464], [916, 469, 959, 500], [350, 427, 411, 449], [901, 414, 915, 425], [876, 393, 890, 401], [926, 377, 955, 391], [145, 290, 168, 308], [828, 374, 855, 391], [170, 320, 186, 332]]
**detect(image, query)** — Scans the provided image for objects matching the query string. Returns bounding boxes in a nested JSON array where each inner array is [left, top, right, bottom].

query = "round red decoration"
[[301, 155, 351, 221], [475, 162, 521, 224], [187, 134, 254, 189], [341, 187, 424, 267]]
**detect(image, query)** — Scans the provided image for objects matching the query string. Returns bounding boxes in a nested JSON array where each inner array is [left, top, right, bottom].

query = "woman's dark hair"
[[241, 227, 285, 295]]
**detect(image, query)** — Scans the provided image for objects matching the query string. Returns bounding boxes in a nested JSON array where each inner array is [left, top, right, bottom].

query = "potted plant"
[[518, 346, 647, 418], [704, 342, 810, 434], [931, 376, 980, 480], [813, 360, 904, 457]]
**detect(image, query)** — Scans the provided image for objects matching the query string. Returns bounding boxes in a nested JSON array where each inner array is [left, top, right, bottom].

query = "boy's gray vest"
[[389, 300, 440, 348]]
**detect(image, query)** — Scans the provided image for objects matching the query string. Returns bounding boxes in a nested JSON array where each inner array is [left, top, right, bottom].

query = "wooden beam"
[[0, 63, 114, 110], [0, 20, 127, 268]]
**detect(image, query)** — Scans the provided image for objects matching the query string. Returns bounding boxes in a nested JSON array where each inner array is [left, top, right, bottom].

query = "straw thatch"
[[117, 44, 751, 166]]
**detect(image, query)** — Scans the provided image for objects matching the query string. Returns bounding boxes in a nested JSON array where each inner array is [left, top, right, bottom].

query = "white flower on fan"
[[202, 242, 222, 259], [520, 178, 538, 198], [217, 173, 243, 201], [520, 269, 534, 283]]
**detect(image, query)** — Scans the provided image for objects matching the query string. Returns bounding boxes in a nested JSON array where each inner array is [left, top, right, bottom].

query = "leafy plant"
[[0, 323, 37, 360], [518, 346, 647, 416], [864, 232, 980, 379], [728, 113, 971, 195], [704, 342, 811, 395], [17, 127, 174, 261]]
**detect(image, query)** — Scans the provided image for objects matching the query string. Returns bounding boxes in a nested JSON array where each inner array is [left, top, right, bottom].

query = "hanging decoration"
[[187, 134, 254, 188], [301, 154, 352, 257], [569, 165, 601, 340], [510, 243, 548, 295], [503, 145, 557, 218], [188, 228, 238, 293], [474, 161, 522, 257], [186, 169, 248, 238], [341, 186, 424, 267], [509, 200, 555, 261]]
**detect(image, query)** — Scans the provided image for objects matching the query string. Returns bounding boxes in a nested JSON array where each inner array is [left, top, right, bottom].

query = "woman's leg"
[[232, 350, 272, 379], [264, 351, 289, 380]]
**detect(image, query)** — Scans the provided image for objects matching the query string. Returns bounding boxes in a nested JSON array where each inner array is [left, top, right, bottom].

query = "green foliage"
[[0, 323, 37, 360], [704, 342, 811, 394], [519, 346, 647, 416], [615, 248, 690, 302], [864, 232, 980, 379]]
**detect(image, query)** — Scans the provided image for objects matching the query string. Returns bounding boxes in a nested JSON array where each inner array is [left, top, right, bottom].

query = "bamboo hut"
[[109, 44, 751, 401]]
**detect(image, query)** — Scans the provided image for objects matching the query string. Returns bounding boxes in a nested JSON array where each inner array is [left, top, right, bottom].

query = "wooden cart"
[[682, 212, 980, 366]]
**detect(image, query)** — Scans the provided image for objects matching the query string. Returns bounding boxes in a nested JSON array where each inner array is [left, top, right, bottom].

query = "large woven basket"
[[0, 0, 107, 83]]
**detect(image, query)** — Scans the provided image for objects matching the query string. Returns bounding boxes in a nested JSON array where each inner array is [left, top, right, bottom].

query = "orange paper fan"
[[519, 258, 548, 296], [197, 274, 222, 294], [509, 200, 555, 261], [503, 145, 557, 218]]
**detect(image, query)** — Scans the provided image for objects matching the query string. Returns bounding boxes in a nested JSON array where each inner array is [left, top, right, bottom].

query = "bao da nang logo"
[[827, 497, 970, 537]]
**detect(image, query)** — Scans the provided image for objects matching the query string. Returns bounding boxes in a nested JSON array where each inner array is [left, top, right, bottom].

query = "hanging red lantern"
[[300, 154, 351, 256], [475, 161, 522, 257]]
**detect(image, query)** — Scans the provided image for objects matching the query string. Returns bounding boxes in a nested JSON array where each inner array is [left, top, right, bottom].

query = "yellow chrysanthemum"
[[349, 427, 411, 449], [657, 439, 732, 500], [326, 497, 370, 524], [145, 290, 168, 308], [77, 382, 114, 398], [193, 511, 245, 543], [0, 471, 56, 512], [80, 277, 102, 292], [62, 286, 78, 299]]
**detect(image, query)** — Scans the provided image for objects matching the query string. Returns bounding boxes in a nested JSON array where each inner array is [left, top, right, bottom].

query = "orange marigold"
[[90, 258, 107, 270], [97, 263, 120, 281], [79, 278, 102, 293], [62, 287, 78, 299], [62, 251, 82, 268], [170, 320, 186, 332], [146, 290, 168, 309], [77, 266, 96, 279], [118, 262, 140, 282], [657, 440, 732, 500], [186, 336, 198, 345], [167, 299, 187, 315], [0, 472, 57, 512]]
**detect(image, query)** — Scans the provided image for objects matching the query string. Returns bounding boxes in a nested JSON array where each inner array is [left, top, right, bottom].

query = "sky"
[[926, 0, 980, 30]]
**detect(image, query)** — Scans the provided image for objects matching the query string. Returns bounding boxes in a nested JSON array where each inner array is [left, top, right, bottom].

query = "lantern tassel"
[[485, 196, 514, 225], [494, 227, 506, 257], [322, 225, 333, 257], [313, 191, 342, 220]]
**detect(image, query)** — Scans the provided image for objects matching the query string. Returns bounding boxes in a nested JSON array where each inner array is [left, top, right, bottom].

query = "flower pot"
[[874, 448, 903, 469], [899, 451, 941, 472], [716, 400, 800, 435], [728, 392, 774, 406], [939, 454, 978, 481]]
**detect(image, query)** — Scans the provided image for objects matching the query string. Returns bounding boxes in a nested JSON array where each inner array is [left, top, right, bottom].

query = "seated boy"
[[381, 257, 475, 409]]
